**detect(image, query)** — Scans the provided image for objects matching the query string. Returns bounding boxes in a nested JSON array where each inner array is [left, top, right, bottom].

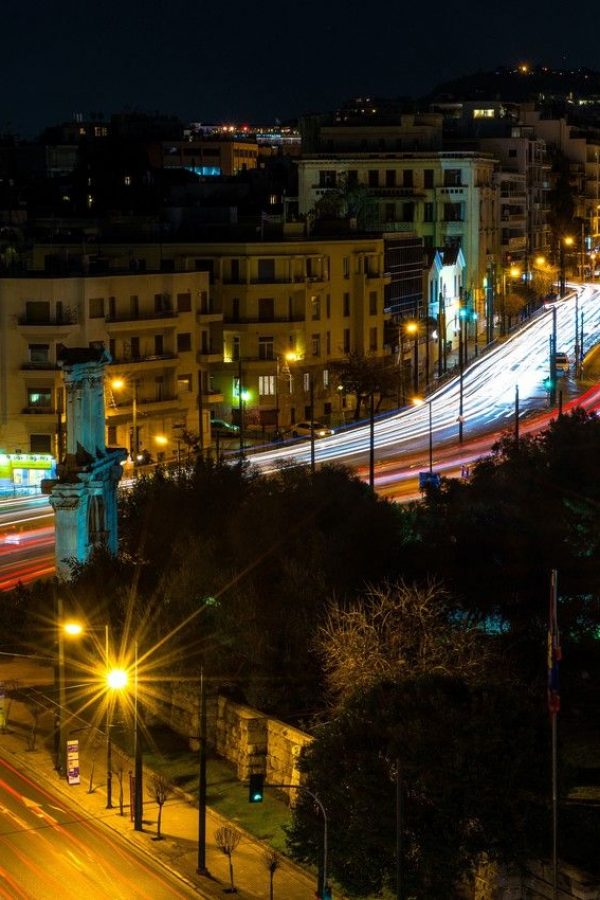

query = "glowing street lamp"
[[110, 376, 138, 461], [560, 236, 574, 297]]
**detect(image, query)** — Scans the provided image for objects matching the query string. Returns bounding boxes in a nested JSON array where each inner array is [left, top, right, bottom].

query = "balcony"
[[508, 236, 527, 250], [108, 394, 181, 416], [223, 314, 305, 325], [109, 353, 178, 368], [197, 349, 223, 364], [197, 309, 223, 323], [17, 314, 78, 331], [106, 311, 178, 330], [22, 406, 56, 415], [201, 390, 224, 404], [441, 221, 464, 236], [21, 361, 58, 371]]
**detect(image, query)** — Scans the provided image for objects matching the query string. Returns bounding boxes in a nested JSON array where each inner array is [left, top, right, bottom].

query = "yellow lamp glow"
[[63, 621, 83, 636], [535, 256, 546, 266], [107, 668, 128, 690], [154, 434, 168, 447], [564, 236, 574, 247], [405, 321, 418, 334], [111, 377, 126, 391]]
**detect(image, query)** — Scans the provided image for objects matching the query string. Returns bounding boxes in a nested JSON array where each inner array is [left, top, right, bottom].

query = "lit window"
[[323, 369, 329, 388], [258, 375, 275, 396]]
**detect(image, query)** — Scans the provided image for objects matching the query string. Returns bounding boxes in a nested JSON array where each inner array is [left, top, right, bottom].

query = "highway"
[[0, 750, 197, 899], [1, 284, 600, 584]]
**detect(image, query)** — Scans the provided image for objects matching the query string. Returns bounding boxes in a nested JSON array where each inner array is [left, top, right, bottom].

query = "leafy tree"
[[331, 352, 400, 419], [287, 676, 548, 898]]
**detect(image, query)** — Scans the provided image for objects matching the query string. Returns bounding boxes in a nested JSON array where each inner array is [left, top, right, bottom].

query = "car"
[[554, 352, 570, 373], [210, 418, 240, 434], [290, 421, 335, 438]]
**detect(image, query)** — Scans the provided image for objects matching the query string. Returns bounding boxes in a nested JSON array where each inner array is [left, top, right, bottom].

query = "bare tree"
[[25, 701, 43, 751], [215, 825, 242, 893], [116, 766, 125, 815], [263, 848, 281, 900], [147, 773, 171, 840], [318, 580, 490, 706]]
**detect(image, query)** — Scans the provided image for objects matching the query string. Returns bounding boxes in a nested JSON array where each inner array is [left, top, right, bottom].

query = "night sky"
[[0, 0, 595, 136]]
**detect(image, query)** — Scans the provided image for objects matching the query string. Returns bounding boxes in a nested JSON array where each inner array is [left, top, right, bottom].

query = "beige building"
[[297, 152, 497, 318], [0, 271, 215, 462], [22, 235, 392, 442]]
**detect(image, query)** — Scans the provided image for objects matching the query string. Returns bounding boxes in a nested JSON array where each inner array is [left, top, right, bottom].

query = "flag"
[[547, 570, 562, 715]]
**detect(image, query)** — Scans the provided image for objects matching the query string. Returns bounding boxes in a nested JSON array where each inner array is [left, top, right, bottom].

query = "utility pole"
[[369, 392, 375, 491], [238, 358, 244, 460], [309, 374, 315, 475], [197, 668, 208, 875]]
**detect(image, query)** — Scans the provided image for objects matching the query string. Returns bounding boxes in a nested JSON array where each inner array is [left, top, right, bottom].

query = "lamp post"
[[404, 321, 419, 395], [486, 258, 496, 344], [437, 288, 446, 377], [197, 667, 208, 875], [110, 377, 138, 462], [133, 640, 143, 831], [559, 236, 574, 297]]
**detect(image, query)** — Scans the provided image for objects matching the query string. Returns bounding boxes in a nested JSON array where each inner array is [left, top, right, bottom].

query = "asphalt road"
[[0, 750, 199, 899]]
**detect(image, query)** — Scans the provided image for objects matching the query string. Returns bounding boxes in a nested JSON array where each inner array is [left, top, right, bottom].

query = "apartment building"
[[28, 236, 394, 429], [297, 152, 497, 318], [0, 271, 214, 466]]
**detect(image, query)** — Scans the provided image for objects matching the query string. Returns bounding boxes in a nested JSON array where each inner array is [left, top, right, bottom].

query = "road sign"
[[419, 471, 441, 490], [67, 739, 80, 785]]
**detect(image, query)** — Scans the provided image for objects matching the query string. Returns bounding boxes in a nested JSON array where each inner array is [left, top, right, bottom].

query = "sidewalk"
[[0, 656, 319, 899]]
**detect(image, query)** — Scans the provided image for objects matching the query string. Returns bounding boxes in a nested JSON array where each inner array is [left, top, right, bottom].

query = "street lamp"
[[559, 236, 574, 297], [106, 646, 142, 829], [110, 376, 139, 462], [404, 321, 419, 395]]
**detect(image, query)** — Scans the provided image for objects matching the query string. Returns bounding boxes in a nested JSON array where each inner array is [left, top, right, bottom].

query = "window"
[[326, 294, 331, 318], [258, 375, 275, 396], [323, 369, 329, 388], [177, 332, 192, 352], [231, 259, 240, 282], [177, 293, 192, 312], [347, 170, 358, 186], [443, 202, 463, 222], [232, 336, 240, 361], [444, 169, 462, 187], [343, 293, 350, 316], [199, 290, 209, 313], [403, 169, 413, 188], [130, 337, 140, 358], [178, 374, 192, 392], [368, 170, 379, 187], [258, 297, 274, 321], [29, 344, 50, 365], [30, 434, 52, 453], [108, 297, 116, 319], [303, 373, 310, 392], [258, 336, 274, 360], [343, 328, 351, 353], [107, 426, 117, 445], [25, 301, 50, 324], [232, 297, 240, 321], [326, 331, 331, 354], [89, 297, 104, 318], [402, 202, 414, 222], [130, 295, 139, 318], [312, 334, 321, 356], [473, 108, 495, 119], [424, 169, 434, 188], [155, 293, 171, 313], [154, 335, 164, 355], [319, 170, 337, 188], [508, 148, 517, 158], [385, 170, 396, 187], [257, 258, 275, 282], [311, 296, 321, 320], [369, 292, 378, 315], [28, 388, 52, 409], [384, 203, 396, 222], [369, 327, 378, 352], [424, 202, 434, 222], [343, 257, 350, 278]]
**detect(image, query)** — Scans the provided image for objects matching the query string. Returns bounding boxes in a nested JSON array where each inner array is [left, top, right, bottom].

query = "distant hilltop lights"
[[186, 122, 300, 145]]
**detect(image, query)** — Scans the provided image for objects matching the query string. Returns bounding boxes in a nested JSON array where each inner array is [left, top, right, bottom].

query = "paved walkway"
[[0, 656, 319, 899]]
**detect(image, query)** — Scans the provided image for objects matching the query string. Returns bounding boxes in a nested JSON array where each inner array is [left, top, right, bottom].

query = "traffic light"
[[248, 773, 264, 803], [543, 376, 555, 391]]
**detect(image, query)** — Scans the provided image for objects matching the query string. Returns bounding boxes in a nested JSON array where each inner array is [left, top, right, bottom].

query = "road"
[[0, 496, 54, 590], [0, 749, 198, 899]]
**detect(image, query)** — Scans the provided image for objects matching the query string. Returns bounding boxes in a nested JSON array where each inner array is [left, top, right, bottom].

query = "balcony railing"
[[110, 352, 178, 365], [22, 406, 56, 415], [18, 314, 78, 327], [22, 361, 58, 370], [223, 314, 305, 324], [106, 310, 177, 323]]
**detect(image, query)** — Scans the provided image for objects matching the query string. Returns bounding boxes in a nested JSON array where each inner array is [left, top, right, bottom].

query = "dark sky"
[[1, 0, 596, 136]]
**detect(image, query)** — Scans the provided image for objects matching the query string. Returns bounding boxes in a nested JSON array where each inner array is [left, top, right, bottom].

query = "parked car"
[[210, 418, 239, 434], [290, 421, 335, 438]]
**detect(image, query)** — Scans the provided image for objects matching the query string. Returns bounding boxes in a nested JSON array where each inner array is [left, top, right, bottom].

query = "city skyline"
[[0, 0, 596, 136]]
